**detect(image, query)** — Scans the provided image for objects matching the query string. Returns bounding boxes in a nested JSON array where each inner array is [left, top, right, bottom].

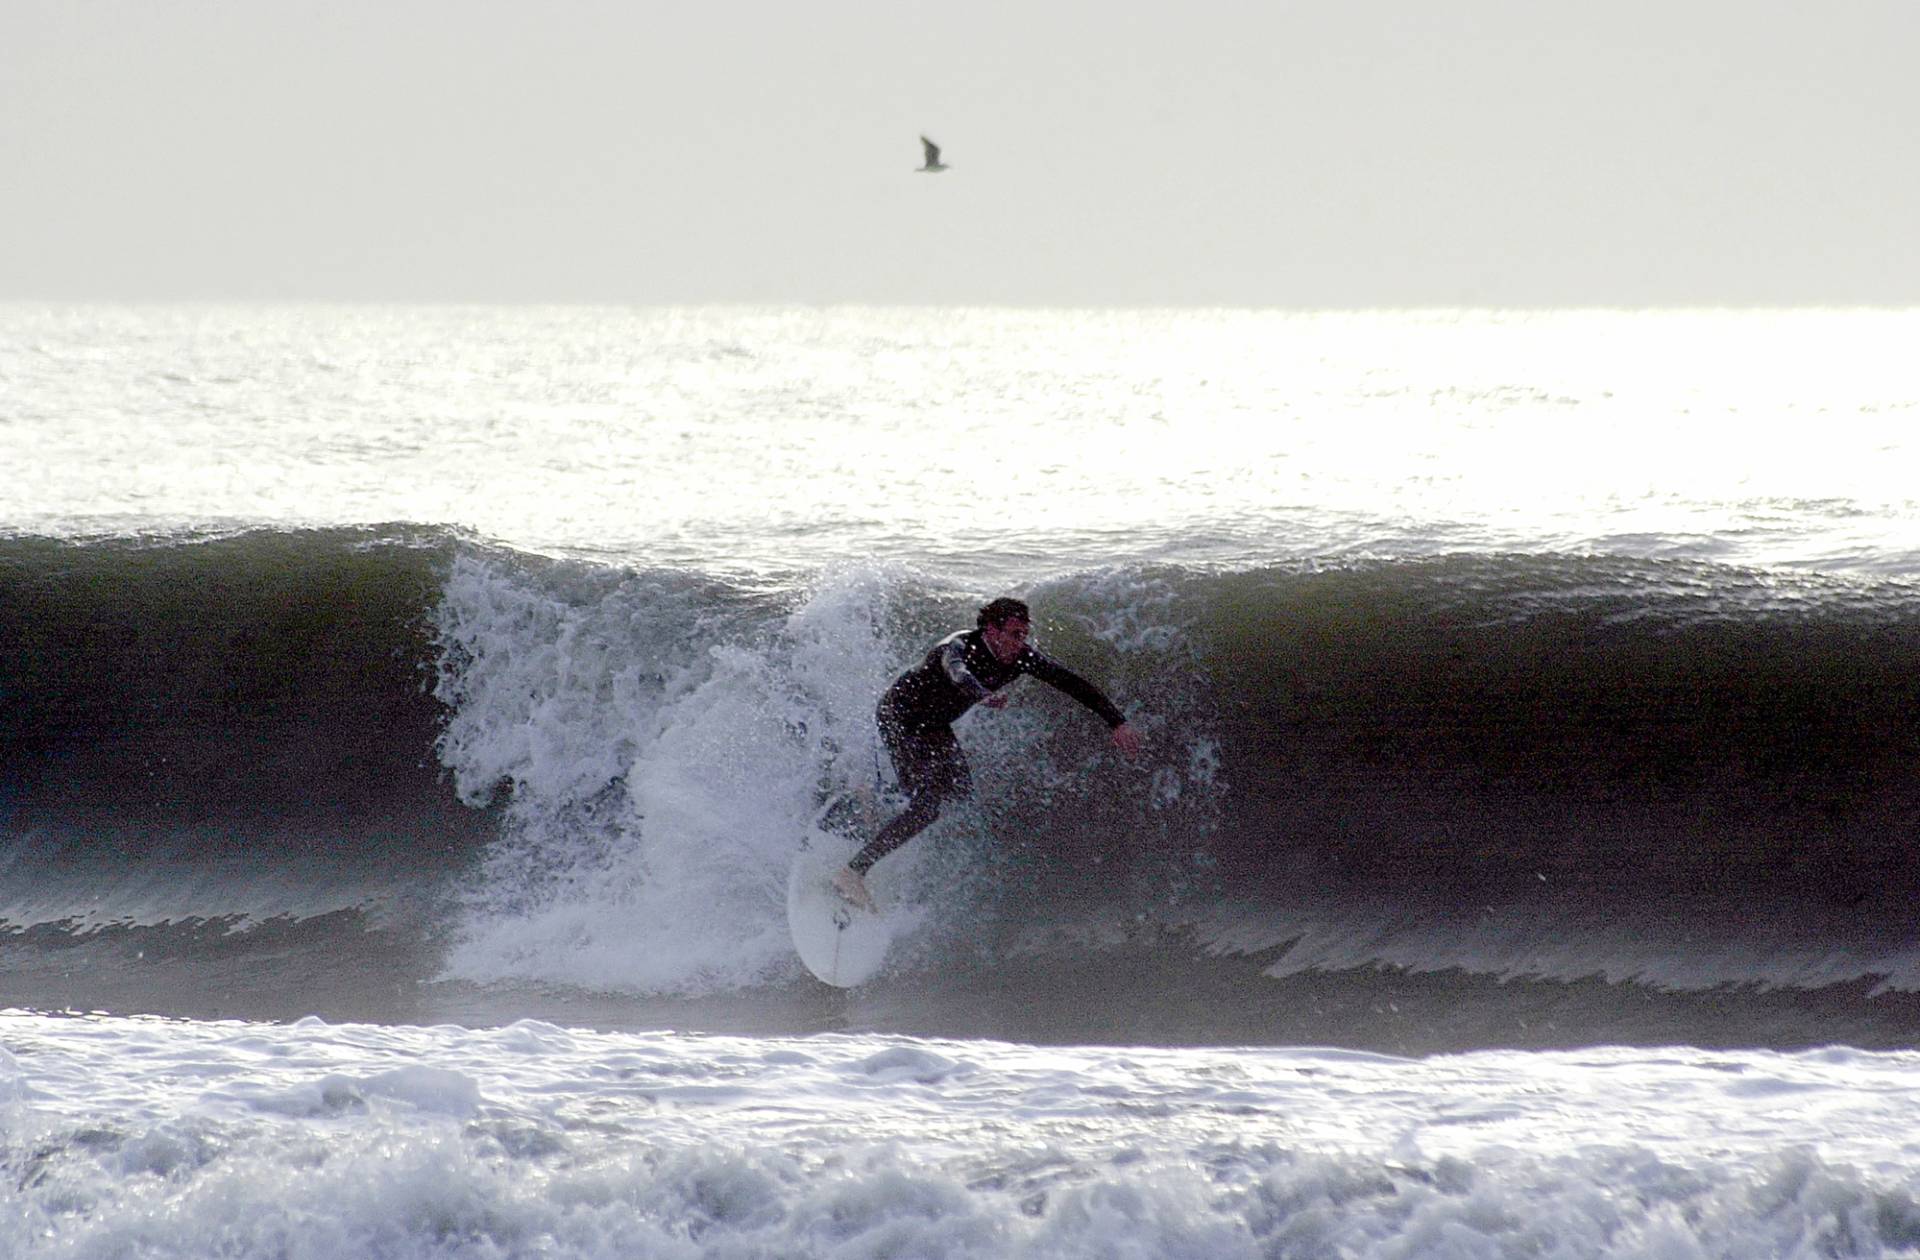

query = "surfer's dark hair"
[[977, 597, 1030, 628]]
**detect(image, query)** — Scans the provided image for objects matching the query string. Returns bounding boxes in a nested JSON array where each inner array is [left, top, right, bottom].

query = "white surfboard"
[[787, 829, 893, 987]]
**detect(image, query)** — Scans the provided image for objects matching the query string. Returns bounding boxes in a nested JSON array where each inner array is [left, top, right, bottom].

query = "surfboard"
[[786, 829, 892, 987]]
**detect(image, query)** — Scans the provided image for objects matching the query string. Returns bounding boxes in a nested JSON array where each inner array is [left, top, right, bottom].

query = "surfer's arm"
[[1021, 650, 1127, 729], [938, 637, 995, 706]]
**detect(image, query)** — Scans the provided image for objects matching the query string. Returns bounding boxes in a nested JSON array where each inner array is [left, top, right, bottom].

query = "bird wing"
[[920, 136, 942, 166]]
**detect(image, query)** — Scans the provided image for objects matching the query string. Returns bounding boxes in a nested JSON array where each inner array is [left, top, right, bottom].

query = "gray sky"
[[4, 1, 1916, 306]]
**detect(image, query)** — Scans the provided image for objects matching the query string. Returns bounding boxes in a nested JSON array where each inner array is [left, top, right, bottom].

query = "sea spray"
[[426, 558, 1228, 994]]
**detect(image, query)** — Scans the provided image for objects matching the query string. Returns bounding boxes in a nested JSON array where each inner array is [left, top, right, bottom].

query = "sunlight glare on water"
[[5, 305, 1917, 576]]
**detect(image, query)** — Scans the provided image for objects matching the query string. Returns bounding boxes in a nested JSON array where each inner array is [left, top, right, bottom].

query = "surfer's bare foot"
[[832, 866, 877, 913]]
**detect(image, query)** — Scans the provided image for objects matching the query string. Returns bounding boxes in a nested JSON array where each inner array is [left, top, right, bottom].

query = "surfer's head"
[[977, 597, 1029, 630], [978, 597, 1032, 662]]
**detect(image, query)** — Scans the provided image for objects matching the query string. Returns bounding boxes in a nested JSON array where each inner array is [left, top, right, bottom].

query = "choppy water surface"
[[7, 305, 1919, 576], [8, 304, 1920, 1257]]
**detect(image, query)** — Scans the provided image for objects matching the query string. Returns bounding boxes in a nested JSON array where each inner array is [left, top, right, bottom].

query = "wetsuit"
[[848, 629, 1127, 875]]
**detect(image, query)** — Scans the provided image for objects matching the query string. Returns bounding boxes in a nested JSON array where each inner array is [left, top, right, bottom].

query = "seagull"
[[917, 135, 949, 173]]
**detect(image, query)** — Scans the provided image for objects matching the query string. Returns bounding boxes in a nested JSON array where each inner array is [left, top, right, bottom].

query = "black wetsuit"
[[848, 629, 1127, 875]]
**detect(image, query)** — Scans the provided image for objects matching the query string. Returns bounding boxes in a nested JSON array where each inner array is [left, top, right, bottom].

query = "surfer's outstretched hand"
[[832, 865, 878, 913], [1111, 722, 1144, 759]]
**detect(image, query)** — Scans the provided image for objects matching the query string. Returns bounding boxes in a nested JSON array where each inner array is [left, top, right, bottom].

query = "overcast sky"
[[4, 1, 1916, 306]]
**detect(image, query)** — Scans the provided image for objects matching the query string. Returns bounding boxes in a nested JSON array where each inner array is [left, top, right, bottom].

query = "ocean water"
[[6, 304, 1920, 1256]]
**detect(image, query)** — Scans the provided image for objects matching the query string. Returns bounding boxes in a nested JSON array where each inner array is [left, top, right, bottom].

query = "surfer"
[[832, 597, 1142, 911]]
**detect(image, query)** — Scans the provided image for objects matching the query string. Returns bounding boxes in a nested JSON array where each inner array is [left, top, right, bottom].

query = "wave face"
[[8, 528, 1920, 1045], [0, 527, 490, 927]]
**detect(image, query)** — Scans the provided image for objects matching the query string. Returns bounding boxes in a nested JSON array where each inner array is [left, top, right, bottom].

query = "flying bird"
[[917, 136, 949, 173]]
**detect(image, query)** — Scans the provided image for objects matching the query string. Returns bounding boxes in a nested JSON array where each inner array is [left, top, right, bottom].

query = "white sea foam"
[[427, 556, 1225, 998], [430, 560, 934, 993], [6, 1011, 1920, 1259]]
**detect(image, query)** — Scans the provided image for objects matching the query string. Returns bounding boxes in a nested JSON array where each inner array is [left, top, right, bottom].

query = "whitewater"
[[6, 304, 1920, 1256]]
